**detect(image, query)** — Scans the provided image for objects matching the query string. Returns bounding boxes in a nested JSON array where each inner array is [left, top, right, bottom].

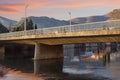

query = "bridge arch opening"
[[5, 43, 34, 59]]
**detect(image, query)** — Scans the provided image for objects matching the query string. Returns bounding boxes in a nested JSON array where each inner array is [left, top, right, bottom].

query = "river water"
[[0, 44, 120, 80]]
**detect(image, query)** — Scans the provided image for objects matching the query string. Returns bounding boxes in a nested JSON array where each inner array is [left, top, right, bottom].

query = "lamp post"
[[24, 4, 28, 31], [68, 12, 72, 32]]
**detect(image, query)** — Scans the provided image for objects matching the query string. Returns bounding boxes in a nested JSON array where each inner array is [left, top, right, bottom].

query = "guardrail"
[[0, 19, 120, 38]]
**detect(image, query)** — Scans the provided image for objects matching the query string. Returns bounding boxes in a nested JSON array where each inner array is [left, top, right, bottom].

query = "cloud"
[[105, 0, 120, 7], [53, 1, 104, 8], [0, 1, 51, 13], [0, 0, 120, 14], [0, 7, 22, 13], [0, 4, 25, 8], [0, 4, 24, 13], [29, 0, 104, 9]]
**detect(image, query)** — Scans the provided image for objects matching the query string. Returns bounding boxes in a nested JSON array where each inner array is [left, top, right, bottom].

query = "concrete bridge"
[[0, 20, 120, 60]]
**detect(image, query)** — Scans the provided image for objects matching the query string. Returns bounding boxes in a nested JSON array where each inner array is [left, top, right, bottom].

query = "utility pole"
[[8, 23, 13, 32], [24, 0, 29, 31], [24, 4, 28, 31], [68, 12, 72, 32]]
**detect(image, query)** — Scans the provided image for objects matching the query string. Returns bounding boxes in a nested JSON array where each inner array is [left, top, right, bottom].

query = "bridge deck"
[[0, 20, 120, 45]]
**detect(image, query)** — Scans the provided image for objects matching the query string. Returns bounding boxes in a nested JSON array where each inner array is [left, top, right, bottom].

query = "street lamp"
[[24, 0, 28, 31], [68, 12, 72, 32], [24, 1, 28, 31]]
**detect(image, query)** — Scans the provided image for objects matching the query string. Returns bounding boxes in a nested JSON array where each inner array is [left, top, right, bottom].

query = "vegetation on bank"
[[13, 18, 37, 31], [0, 18, 37, 33]]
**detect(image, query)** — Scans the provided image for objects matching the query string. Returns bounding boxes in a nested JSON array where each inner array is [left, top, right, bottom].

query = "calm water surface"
[[0, 44, 120, 80]]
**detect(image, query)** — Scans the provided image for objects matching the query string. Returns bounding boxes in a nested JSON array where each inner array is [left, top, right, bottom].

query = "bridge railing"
[[0, 19, 120, 38]]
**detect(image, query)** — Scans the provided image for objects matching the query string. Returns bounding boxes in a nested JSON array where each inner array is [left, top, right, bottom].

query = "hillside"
[[28, 16, 72, 28], [0, 16, 17, 28], [71, 15, 109, 24], [71, 9, 120, 24], [0, 23, 9, 33], [0, 8, 120, 29]]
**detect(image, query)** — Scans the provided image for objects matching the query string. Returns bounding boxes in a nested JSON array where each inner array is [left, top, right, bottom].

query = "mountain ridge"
[[0, 16, 17, 28], [0, 15, 111, 28], [71, 15, 109, 24], [0, 9, 120, 28]]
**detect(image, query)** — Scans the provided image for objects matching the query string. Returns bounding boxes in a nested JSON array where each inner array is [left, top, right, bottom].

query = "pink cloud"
[[106, 0, 120, 7], [0, 4, 24, 13], [0, 4, 24, 8], [53, 1, 104, 8], [0, 1, 50, 13], [0, 7, 22, 13], [0, 0, 120, 14]]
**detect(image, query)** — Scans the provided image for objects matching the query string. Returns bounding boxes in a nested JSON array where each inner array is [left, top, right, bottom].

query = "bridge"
[[0, 20, 120, 60]]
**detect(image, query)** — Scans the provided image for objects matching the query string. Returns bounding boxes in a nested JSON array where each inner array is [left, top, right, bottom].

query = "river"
[[0, 43, 120, 80]]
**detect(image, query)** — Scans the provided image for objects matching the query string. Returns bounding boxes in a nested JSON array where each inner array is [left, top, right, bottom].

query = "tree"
[[34, 24, 37, 29], [13, 18, 35, 32], [27, 19, 34, 30], [13, 22, 24, 31]]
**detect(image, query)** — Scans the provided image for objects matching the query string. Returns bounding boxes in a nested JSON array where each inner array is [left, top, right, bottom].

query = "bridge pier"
[[34, 43, 63, 60], [0, 45, 5, 59], [34, 43, 41, 60]]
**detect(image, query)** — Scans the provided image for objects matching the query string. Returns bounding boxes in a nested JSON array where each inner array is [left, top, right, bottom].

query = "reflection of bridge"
[[0, 20, 120, 60]]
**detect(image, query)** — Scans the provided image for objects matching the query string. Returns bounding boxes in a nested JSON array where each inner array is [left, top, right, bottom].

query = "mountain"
[[71, 15, 109, 24], [0, 16, 17, 28], [71, 9, 120, 24], [11, 15, 110, 29], [29, 15, 109, 28], [1, 8, 120, 29], [28, 16, 72, 28], [1, 15, 109, 29], [13, 16, 109, 29]]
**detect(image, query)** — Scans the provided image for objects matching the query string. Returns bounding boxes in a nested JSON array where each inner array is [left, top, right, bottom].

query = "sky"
[[0, 0, 120, 21]]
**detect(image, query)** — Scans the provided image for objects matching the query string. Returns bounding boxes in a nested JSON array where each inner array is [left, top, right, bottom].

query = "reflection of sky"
[[107, 62, 120, 80], [67, 44, 120, 61], [63, 47, 120, 79], [63, 68, 93, 75]]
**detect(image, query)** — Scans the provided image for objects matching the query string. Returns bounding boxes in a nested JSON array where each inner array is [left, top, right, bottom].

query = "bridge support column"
[[34, 43, 63, 60], [0, 45, 5, 59], [34, 43, 41, 60]]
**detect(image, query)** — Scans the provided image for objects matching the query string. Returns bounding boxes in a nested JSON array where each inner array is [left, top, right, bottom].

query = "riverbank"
[[0, 67, 44, 80]]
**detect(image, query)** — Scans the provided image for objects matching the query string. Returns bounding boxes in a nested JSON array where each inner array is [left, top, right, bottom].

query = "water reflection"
[[34, 60, 63, 75], [63, 44, 120, 80], [0, 44, 120, 80]]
